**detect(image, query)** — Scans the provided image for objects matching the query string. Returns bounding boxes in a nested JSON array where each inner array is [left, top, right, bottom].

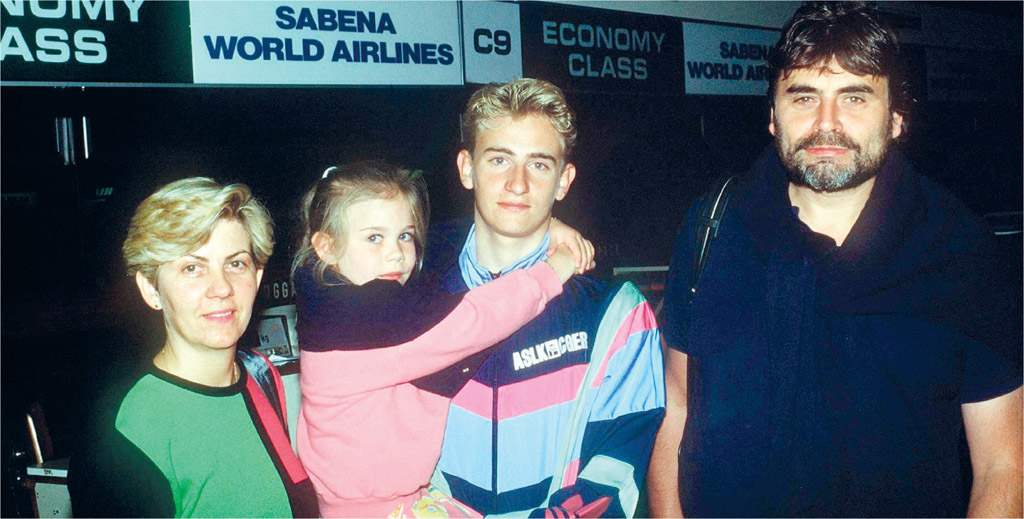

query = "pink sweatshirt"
[[295, 262, 562, 517]]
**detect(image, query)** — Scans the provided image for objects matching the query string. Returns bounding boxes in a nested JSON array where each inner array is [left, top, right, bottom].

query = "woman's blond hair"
[[463, 78, 577, 159], [123, 177, 274, 285], [291, 160, 429, 285]]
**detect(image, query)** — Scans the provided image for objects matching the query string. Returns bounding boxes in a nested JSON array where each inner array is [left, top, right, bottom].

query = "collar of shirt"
[[458, 224, 551, 289]]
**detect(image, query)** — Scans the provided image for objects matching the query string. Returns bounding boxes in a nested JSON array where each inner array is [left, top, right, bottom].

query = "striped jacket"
[[429, 243, 666, 517]]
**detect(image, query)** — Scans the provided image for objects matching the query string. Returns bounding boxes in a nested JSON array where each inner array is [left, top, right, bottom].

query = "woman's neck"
[[153, 343, 239, 387]]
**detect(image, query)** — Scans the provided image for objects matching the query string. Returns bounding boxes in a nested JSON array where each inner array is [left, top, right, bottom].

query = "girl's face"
[[333, 195, 417, 286]]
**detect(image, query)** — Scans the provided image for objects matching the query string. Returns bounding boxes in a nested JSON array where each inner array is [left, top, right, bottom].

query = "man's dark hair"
[[767, 2, 912, 134]]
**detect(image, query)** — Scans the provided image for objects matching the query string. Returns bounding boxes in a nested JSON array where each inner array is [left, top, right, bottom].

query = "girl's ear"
[[311, 231, 335, 262]]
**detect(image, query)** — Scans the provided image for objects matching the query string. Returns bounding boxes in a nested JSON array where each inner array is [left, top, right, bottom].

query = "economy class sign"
[[190, 1, 462, 86]]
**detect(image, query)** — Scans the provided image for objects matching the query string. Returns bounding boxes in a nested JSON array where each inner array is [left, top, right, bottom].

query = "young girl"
[[292, 161, 593, 518]]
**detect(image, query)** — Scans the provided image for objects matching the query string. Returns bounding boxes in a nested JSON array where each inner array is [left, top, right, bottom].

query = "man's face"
[[769, 59, 903, 192], [458, 114, 576, 243]]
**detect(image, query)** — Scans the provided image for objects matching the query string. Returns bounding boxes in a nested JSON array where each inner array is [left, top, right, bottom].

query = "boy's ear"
[[311, 231, 335, 263], [456, 150, 474, 190], [554, 162, 577, 201]]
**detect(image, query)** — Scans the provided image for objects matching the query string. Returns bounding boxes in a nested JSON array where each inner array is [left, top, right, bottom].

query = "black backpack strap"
[[237, 349, 287, 433], [692, 175, 735, 296]]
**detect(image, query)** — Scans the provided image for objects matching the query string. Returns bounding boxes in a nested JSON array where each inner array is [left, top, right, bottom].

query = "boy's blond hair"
[[463, 78, 577, 160]]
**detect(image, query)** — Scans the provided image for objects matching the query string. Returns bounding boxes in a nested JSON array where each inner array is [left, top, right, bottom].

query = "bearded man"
[[648, 3, 1022, 517]]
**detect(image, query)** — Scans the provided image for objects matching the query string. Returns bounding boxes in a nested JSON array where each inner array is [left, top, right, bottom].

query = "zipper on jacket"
[[492, 359, 499, 512]]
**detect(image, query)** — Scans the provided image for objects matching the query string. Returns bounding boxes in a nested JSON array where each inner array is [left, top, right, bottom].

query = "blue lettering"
[[276, 8, 395, 33], [377, 12, 395, 34], [304, 39, 324, 61], [400, 42, 419, 64], [283, 38, 301, 61], [635, 58, 647, 80], [686, 61, 703, 78], [237, 36, 261, 60], [239, 36, 264, 60], [719, 41, 772, 60], [438, 43, 453, 65], [601, 55, 615, 77], [569, 53, 584, 76], [746, 64, 766, 80], [317, 9, 337, 31], [296, 9, 316, 30], [275, 6, 295, 29], [338, 10, 355, 30], [331, 40, 351, 61], [421, 43, 436, 65], [263, 37, 284, 60], [543, 21, 557, 44], [616, 56, 632, 79], [380, 40, 397, 63], [356, 11, 374, 32], [359, 41, 378, 62], [204, 35, 237, 59]]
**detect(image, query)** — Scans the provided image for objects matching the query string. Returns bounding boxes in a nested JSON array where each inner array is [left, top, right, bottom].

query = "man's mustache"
[[796, 131, 859, 152]]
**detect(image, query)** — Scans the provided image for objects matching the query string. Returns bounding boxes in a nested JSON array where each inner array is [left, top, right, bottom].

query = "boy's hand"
[[547, 217, 596, 275]]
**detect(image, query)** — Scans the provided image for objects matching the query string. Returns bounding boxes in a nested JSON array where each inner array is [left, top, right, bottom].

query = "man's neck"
[[787, 176, 875, 247], [472, 219, 547, 273]]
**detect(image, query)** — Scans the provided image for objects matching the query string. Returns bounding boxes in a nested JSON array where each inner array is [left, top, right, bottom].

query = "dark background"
[[2, 2, 1021, 516]]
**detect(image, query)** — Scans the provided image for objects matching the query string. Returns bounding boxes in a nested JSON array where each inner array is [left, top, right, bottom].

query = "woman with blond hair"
[[69, 177, 318, 518]]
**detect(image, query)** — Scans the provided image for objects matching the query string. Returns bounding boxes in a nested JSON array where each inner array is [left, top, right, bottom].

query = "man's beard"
[[775, 118, 893, 193]]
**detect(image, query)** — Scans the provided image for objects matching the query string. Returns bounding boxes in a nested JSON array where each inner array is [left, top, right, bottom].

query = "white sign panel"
[[683, 22, 778, 96], [462, 1, 522, 84], [190, 1, 463, 85]]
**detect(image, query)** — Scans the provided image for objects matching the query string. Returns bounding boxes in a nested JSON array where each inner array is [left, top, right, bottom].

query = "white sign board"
[[462, 1, 522, 84], [190, 1, 463, 85], [682, 22, 778, 96]]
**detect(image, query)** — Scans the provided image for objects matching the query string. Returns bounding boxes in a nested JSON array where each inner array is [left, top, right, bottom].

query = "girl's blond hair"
[[292, 160, 428, 285]]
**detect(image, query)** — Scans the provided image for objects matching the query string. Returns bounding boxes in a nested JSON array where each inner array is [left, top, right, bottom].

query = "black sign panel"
[[1, 0, 192, 84], [520, 3, 683, 93]]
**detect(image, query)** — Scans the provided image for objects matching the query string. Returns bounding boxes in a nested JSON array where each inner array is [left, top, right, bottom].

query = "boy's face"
[[457, 114, 576, 245]]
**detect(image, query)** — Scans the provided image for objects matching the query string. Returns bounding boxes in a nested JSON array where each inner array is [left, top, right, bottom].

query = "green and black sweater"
[[69, 355, 318, 518]]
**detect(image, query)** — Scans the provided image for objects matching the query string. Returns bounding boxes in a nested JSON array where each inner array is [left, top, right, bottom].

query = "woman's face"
[[136, 219, 264, 354]]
